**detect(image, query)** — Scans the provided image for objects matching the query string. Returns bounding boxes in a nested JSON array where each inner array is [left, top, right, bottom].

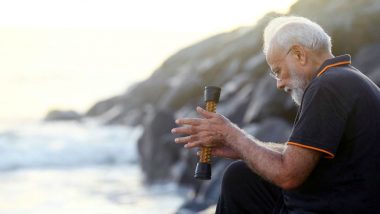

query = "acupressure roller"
[[194, 86, 221, 180]]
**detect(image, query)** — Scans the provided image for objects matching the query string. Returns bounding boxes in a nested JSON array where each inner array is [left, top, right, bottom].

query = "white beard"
[[286, 70, 309, 106], [290, 87, 305, 106]]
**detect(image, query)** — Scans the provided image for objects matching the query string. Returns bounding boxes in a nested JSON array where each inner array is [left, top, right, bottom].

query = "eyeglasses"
[[269, 48, 292, 81], [270, 69, 281, 81]]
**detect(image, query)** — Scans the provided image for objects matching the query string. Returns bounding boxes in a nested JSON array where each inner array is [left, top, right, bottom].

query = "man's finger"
[[174, 136, 192, 144], [171, 126, 195, 135], [184, 141, 203, 148], [175, 118, 202, 126], [196, 106, 217, 119]]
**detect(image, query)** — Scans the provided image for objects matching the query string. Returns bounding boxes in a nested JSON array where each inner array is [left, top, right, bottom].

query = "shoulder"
[[317, 65, 356, 85], [305, 65, 363, 99], [300, 66, 358, 118], [317, 65, 372, 90]]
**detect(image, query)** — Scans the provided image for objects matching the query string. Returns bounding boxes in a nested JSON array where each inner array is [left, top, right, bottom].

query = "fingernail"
[[174, 138, 178, 143], [175, 119, 179, 124], [171, 129, 176, 133]]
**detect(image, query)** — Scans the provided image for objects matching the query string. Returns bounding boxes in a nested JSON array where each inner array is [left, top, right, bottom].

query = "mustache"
[[284, 87, 291, 93]]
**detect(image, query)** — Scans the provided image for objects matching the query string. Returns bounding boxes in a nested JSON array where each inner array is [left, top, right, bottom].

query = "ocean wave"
[[0, 121, 143, 170]]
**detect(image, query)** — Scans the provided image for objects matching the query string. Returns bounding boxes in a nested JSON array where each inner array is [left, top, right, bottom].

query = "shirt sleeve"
[[288, 81, 348, 158]]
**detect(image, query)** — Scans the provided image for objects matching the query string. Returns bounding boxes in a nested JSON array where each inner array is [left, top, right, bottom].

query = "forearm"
[[225, 126, 289, 187], [255, 139, 287, 153]]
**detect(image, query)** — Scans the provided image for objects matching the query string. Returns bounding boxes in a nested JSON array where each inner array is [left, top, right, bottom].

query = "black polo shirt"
[[283, 55, 380, 213]]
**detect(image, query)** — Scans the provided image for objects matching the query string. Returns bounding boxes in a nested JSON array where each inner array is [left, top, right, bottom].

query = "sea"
[[0, 119, 187, 214]]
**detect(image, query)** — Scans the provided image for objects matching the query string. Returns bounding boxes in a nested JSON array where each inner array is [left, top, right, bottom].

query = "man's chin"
[[291, 97, 301, 106], [291, 93, 302, 106]]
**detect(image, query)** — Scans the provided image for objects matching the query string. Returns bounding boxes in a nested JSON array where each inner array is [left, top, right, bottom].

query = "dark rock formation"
[[84, 0, 380, 212], [352, 43, 380, 86], [137, 106, 183, 183], [177, 159, 233, 214], [245, 117, 293, 143], [44, 110, 82, 121]]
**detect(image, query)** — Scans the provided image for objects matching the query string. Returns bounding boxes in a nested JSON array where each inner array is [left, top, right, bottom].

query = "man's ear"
[[290, 45, 307, 65]]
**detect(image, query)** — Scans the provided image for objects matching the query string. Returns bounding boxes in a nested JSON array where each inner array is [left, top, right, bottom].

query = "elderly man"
[[171, 16, 380, 213]]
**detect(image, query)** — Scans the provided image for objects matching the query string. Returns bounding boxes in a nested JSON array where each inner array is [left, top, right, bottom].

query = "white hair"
[[263, 16, 332, 56]]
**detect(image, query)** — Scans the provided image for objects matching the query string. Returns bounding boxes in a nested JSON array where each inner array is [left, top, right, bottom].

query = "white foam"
[[0, 120, 143, 170], [0, 166, 186, 214]]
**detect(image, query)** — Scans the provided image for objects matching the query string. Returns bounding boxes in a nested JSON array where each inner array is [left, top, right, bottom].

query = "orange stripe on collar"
[[317, 61, 351, 77]]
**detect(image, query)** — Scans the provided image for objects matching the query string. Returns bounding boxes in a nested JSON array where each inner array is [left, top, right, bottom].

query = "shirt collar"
[[316, 54, 351, 77]]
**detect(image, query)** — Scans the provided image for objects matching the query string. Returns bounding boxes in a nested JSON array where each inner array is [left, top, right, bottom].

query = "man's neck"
[[312, 51, 335, 76]]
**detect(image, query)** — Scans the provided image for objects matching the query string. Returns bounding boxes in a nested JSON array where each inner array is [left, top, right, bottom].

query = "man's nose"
[[276, 79, 285, 90]]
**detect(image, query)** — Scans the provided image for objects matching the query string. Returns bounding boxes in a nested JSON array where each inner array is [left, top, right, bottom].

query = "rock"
[[177, 159, 233, 214], [289, 0, 380, 55], [157, 73, 204, 111], [86, 95, 121, 117], [218, 84, 255, 126], [243, 74, 297, 124], [137, 106, 183, 183], [352, 43, 380, 76], [198, 205, 217, 214], [244, 117, 293, 143], [353, 43, 380, 87], [170, 149, 200, 188], [369, 70, 380, 87], [44, 110, 82, 121]]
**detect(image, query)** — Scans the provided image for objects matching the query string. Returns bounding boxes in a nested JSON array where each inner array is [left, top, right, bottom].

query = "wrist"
[[223, 122, 242, 145]]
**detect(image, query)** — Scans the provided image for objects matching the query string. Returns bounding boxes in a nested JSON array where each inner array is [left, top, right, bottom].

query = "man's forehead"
[[266, 50, 282, 69]]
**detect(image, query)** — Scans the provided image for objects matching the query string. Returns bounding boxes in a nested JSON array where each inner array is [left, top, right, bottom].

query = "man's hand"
[[172, 106, 322, 189], [203, 143, 241, 159], [171, 106, 240, 159]]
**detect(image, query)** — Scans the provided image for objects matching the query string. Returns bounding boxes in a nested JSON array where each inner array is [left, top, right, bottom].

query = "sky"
[[0, 0, 297, 122]]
